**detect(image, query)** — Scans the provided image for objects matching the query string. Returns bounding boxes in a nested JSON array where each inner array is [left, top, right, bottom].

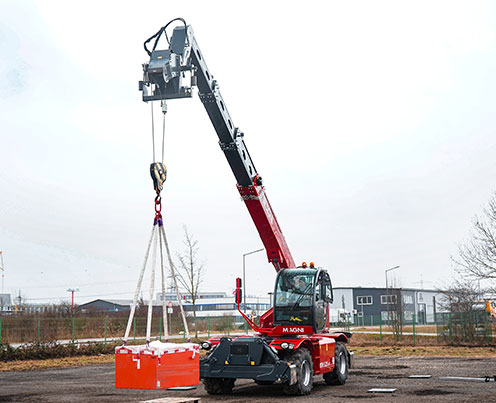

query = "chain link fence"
[[0, 315, 246, 345], [0, 312, 493, 346]]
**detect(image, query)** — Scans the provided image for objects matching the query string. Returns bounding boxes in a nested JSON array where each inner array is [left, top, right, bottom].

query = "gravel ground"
[[1, 356, 495, 402]]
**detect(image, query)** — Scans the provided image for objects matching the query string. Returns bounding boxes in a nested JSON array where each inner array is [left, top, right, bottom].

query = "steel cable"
[[161, 107, 166, 163], [151, 102, 155, 162]]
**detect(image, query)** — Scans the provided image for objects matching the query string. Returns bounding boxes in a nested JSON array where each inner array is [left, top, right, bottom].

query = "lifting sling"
[[123, 101, 190, 344]]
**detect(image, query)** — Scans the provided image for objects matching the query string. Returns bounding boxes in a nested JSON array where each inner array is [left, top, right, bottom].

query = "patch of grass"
[[350, 331, 496, 348], [0, 354, 115, 372], [0, 342, 118, 362], [352, 345, 496, 357]]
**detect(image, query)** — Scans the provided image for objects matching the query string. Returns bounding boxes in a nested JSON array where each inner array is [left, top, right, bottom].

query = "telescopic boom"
[[139, 21, 295, 270]]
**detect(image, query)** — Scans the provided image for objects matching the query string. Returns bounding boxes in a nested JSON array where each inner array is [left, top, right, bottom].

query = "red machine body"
[[140, 20, 352, 395], [238, 184, 295, 270]]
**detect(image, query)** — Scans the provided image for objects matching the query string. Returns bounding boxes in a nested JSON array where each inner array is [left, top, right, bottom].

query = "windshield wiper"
[[291, 284, 313, 311]]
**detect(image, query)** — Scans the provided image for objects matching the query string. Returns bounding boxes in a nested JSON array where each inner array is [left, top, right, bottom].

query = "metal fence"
[[333, 311, 495, 345], [435, 311, 493, 345], [0, 312, 493, 346], [0, 315, 243, 345]]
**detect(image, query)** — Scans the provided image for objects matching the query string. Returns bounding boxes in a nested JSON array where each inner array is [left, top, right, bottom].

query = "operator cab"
[[273, 267, 333, 333]]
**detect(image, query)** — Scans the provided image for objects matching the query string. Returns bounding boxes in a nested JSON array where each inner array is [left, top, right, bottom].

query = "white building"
[[156, 291, 270, 319], [0, 293, 11, 312], [328, 287, 448, 325]]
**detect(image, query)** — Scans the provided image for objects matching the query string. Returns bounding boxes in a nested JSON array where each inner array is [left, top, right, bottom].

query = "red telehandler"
[[139, 18, 353, 396]]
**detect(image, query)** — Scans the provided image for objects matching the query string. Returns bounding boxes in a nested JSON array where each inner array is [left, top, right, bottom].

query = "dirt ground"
[[1, 356, 495, 402]]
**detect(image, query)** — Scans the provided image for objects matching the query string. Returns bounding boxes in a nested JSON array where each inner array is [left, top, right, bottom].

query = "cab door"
[[314, 272, 326, 332], [314, 271, 333, 333]]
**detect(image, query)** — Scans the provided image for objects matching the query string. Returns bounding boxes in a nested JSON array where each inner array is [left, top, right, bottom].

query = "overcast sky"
[[1, 1, 495, 305]]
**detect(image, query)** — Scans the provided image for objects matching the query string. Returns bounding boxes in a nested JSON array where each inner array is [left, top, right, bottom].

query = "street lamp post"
[[384, 265, 400, 322], [243, 248, 264, 312], [268, 292, 274, 308], [385, 265, 400, 290]]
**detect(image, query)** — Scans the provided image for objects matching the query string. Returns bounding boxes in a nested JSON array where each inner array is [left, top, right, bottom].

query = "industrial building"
[[329, 287, 447, 325], [80, 291, 270, 319]]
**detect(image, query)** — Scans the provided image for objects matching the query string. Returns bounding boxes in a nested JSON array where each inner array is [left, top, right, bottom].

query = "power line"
[[7, 278, 139, 290]]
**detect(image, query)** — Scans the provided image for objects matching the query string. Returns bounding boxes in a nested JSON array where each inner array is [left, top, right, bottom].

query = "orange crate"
[[115, 342, 199, 389]]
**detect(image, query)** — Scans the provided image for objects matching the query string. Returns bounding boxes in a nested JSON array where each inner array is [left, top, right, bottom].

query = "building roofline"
[[333, 286, 442, 293]]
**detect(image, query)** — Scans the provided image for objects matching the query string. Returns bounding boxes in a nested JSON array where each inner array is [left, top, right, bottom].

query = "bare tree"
[[438, 277, 480, 313], [175, 226, 204, 337], [437, 277, 487, 343], [58, 301, 75, 317], [386, 288, 403, 341], [453, 192, 496, 288]]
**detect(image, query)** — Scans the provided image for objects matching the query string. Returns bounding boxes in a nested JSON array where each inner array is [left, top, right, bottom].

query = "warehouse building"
[[329, 287, 447, 325], [80, 291, 270, 319]]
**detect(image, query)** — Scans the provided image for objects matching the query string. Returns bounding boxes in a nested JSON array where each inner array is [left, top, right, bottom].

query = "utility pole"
[[67, 288, 79, 314], [243, 248, 264, 312], [15, 289, 22, 313]]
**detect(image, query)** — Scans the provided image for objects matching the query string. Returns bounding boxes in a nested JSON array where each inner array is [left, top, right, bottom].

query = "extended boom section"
[[238, 185, 295, 270], [139, 24, 295, 270]]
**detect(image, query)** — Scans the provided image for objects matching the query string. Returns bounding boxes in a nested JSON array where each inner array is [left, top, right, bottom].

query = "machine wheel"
[[324, 342, 348, 385], [282, 348, 314, 396], [203, 378, 235, 394]]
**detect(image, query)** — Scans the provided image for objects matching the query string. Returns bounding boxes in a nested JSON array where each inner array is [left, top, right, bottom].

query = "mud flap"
[[289, 364, 297, 385], [348, 351, 354, 368]]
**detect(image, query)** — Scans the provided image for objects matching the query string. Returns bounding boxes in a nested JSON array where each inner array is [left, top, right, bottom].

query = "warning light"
[[309, 262, 315, 268], [302, 262, 307, 268]]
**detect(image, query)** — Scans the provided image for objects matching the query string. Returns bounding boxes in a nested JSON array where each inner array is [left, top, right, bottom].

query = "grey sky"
[[1, 1, 495, 304]]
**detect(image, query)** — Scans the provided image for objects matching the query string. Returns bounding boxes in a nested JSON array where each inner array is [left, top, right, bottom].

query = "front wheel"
[[324, 342, 348, 385], [203, 377, 235, 394], [282, 348, 313, 395]]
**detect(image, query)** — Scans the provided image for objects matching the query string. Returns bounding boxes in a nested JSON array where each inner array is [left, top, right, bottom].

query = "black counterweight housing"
[[200, 337, 293, 383]]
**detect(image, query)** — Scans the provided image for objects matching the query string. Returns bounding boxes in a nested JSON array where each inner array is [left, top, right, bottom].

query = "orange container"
[[115, 342, 199, 389]]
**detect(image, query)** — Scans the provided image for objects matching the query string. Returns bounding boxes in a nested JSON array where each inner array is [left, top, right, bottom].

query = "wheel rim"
[[301, 359, 311, 386], [339, 352, 346, 374]]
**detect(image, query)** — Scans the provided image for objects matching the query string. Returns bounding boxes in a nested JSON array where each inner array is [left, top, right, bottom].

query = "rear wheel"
[[203, 377, 235, 394], [282, 348, 313, 395], [324, 342, 348, 385]]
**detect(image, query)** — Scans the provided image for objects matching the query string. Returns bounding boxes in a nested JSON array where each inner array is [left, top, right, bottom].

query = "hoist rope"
[[151, 101, 166, 163], [151, 102, 156, 162], [161, 107, 166, 163], [123, 225, 156, 343]]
